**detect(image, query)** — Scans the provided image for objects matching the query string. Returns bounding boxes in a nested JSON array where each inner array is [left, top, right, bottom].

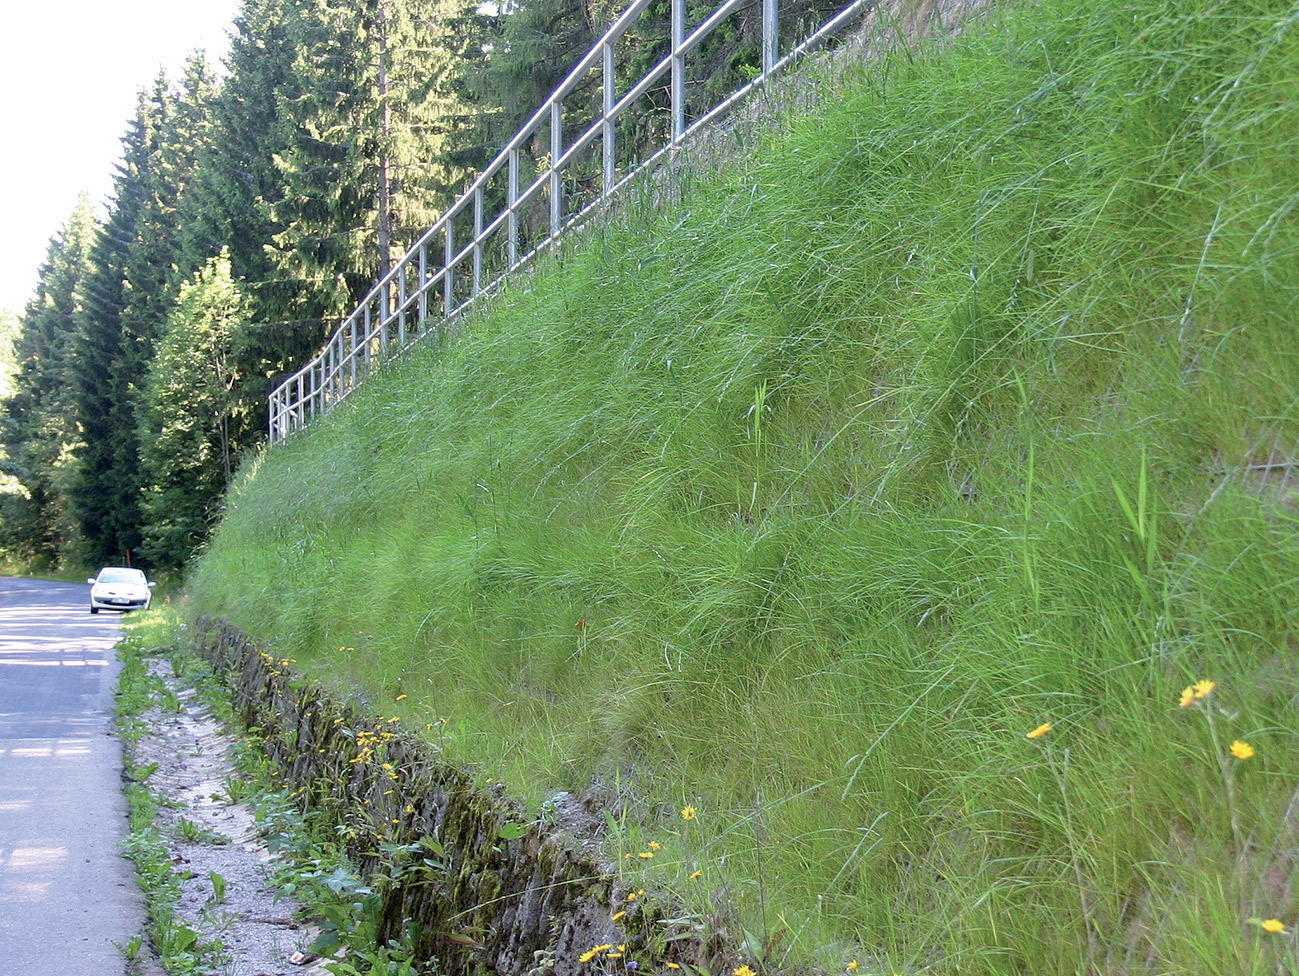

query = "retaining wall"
[[191, 616, 729, 976]]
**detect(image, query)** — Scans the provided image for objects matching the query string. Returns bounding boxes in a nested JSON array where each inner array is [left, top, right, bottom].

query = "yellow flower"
[[690, 870, 702, 879], [649, 841, 661, 850], [1194, 679, 1215, 699], [681, 805, 697, 820], [611, 911, 626, 922], [1262, 918, 1287, 934], [579, 945, 613, 963], [638, 851, 654, 859], [395, 694, 407, 701], [847, 962, 859, 973], [1179, 686, 1196, 707], [1230, 740, 1255, 760], [734, 966, 756, 976], [1026, 722, 1052, 739]]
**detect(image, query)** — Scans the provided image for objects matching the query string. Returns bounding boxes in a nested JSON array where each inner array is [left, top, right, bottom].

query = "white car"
[[88, 567, 155, 614]]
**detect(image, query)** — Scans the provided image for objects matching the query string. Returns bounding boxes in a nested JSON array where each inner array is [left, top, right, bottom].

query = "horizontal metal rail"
[[269, 0, 876, 443]]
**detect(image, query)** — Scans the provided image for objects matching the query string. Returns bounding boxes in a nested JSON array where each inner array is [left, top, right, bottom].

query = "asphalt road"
[[0, 577, 142, 975]]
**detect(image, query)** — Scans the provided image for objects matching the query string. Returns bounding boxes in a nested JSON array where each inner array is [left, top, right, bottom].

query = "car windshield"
[[98, 568, 145, 584]]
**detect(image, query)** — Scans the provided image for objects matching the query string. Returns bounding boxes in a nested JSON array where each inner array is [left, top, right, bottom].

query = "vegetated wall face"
[[188, 0, 1299, 969], [192, 616, 725, 976]]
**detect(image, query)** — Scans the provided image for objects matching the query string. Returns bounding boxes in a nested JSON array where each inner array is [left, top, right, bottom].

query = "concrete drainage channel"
[[119, 617, 724, 976], [119, 649, 331, 975]]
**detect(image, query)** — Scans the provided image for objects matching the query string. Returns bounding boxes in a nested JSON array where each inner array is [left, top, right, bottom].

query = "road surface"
[[0, 576, 143, 974]]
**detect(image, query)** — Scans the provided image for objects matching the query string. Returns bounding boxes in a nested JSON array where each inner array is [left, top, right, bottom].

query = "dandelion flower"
[[1026, 722, 1052, 739], [1194, 679, 1215, 699], [1231, 740, 1255, 760], [734, 966, 756, 976], [1262, 918, 1287, 934], [395, 694, 407, 701], [690, 870, 702, 879], [611, 911, 626, 922], [649, 841, 661, 850], [579, 945, 612, 964], [681, 805, 697, 820], [847, 962, 859, 973], [1179, 686, 1196, 708]]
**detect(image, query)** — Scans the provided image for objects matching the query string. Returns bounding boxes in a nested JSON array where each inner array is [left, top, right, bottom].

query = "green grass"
[[189, 0, 1299, 970]]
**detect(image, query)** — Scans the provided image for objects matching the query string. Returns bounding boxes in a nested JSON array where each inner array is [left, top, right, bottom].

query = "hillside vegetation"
[[189, 0, 1299, 971]]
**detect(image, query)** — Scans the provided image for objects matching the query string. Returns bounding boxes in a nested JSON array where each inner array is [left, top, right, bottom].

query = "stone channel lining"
[[192, 616, 729, 976]]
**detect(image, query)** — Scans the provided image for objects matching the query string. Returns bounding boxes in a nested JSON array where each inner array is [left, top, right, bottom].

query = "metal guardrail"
[[268, 0, 877, 443]]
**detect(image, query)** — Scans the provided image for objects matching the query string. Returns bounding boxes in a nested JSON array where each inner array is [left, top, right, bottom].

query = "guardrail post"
[[550, 101, 563, 236], [418, 243, 429, 327], [398, 266, 408, 347], [333, 336, 342, 401], [327, 340, 335, 406], [364, 304, 373, 371], [763, 0, 778, 77], [603, 42, 616, 192], [671, 0, 685, 145], [508, 149, 519, 267], [473, 187, 484, 296], [445, 223, 455, 317], [349, 316, 358, 389], [380, 285, 390, 356]]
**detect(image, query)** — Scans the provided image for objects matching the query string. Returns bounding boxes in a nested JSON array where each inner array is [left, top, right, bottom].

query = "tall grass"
[[190, 0, 1299, 970]]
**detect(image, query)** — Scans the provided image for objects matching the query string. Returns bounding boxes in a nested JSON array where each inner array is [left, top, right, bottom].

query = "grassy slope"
[[191, 0, 1299, 971]]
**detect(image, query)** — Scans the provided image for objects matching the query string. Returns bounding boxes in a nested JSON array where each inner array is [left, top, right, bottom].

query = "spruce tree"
[[267, 0, 488, 326], [140, 252, 252, 568], [0, 198, 99, 564], [71, 96, 158, 566]]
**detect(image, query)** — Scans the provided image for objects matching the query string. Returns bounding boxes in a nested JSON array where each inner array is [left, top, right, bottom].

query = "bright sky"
[[0, 0, 242, 315]]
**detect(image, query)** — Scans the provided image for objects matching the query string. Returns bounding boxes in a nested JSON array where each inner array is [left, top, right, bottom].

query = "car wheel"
[[90, 606, 99, 614]]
